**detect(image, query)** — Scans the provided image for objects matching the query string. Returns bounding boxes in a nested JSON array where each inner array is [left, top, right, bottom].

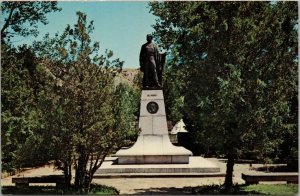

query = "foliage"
[[1, 1, 61, 43], [150, 1, 298, 189], [88, 184, 119, 195], [132, 70, 143, 91], [112, 83, 140, 147], [1, 44, 45, 171], [162, 64, 185, 125], [1, 1, 61, 172]]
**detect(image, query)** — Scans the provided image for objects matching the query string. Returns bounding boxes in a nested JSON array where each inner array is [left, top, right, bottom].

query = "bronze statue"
[[139, 34, 166, 89]]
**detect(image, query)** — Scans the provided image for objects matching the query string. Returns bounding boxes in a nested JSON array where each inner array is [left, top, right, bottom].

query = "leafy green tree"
[[1, 1, 61, 43], [1, 44, 44, 171], [150, 1, 297, 190], [163, 64, 185, 125], [112, 83, 140, 146], [32, 12, 138, 192], [1, 1, 61, 171]]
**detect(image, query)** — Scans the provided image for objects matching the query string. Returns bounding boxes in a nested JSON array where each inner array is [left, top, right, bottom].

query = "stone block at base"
[[118, 155, 189, 164]]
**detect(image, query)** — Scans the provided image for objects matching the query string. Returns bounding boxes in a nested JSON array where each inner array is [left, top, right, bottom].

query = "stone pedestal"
[[114, 90, 192, 164]]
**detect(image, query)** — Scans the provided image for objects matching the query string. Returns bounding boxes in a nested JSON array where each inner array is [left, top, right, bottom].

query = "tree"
[[1, 44, 44, 172], [163, 63, 185, 125], [1, 1, 61, 172], [150, 1, 297, 191], [32, 12, 138, 192], [112, 83, 140, 147], [1, 1, 61, 43]]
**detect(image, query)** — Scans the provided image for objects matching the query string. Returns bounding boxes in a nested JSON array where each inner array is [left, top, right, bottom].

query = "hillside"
[[114, 68, 140, 86]]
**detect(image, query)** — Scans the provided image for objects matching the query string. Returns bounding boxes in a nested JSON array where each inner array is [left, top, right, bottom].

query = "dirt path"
[[1, 158, 282, 194]]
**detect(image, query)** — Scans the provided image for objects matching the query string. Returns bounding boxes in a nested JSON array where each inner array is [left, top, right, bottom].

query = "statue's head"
[[146, 34, 153, 42]]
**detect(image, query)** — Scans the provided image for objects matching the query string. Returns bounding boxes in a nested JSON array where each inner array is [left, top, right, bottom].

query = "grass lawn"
[[192, 184, 298, 195], [1, 184, 119, 195], [2, 183, 298, 195], [241, 184, 298, 195]]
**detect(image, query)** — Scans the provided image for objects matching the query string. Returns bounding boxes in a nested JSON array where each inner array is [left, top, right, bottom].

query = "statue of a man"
[[139, 34, 166, 89]]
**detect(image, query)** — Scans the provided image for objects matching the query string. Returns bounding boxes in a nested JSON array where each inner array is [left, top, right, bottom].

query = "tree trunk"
[[84, 173, 92, 194], [74, 151, 86, 193], [224, 153, 235, 192], [74, 82, 87, 193], [63, 164, 71, 190]]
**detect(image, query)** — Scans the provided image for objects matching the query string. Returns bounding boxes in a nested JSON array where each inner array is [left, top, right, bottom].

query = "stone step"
[[97, 156, 222, 174], [94, 173, 226, 178]]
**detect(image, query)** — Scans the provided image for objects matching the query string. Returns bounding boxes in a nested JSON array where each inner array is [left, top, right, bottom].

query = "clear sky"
[[12, 1, 158, 68]]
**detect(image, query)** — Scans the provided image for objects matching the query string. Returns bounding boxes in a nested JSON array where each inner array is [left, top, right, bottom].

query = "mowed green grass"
[[241, 184, 298, 195], [193, 184, 298, 195]]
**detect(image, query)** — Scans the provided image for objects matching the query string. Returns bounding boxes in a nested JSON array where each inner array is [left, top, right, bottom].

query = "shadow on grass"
[[1, 184, 119, 195], [132, 187, 193, 195], [132, 184, 298, 195], [191, 184, 263, 195], [132, 185, 262, 195]]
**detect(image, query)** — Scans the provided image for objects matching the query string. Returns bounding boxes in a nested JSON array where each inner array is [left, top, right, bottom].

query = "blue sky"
[[11, 2, 158, 68]]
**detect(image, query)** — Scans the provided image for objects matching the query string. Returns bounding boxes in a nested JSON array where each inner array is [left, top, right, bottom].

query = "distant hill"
[[42, 63, 140, 88], [114, 68, 140, 86]]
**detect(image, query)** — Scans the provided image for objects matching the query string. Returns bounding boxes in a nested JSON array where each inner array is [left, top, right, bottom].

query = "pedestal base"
[[96, 157, 222, 174], [114, 90, 192, 164], [115, 134, 191, 164]]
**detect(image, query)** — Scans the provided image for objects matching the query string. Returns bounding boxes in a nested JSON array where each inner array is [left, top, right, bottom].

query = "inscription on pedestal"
[[147, 94, 157, 97]]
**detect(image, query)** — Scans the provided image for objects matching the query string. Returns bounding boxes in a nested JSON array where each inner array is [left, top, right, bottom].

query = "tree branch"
[[1, 4, 17, 36]]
